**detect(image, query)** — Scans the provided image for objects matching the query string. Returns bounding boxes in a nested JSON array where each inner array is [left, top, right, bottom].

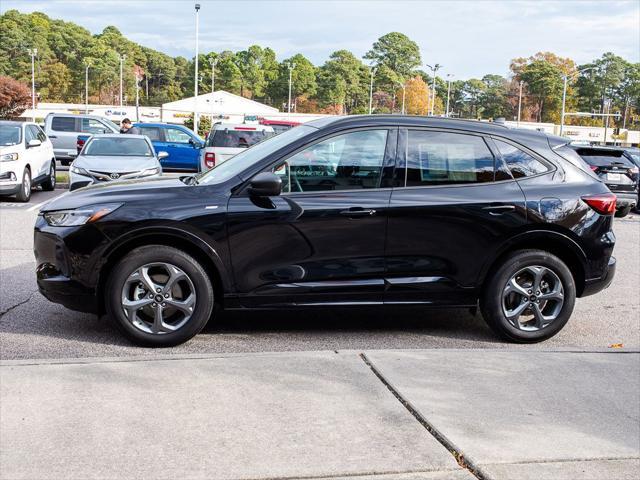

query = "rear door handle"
[[340, 208, 377, 217], [483, 205, 516, 215]]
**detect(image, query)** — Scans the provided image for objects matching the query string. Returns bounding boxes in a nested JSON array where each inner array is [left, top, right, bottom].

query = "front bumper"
[[34, 218, 108, 314], [0, 170, 20, 195], [581, 256, 616, 297]]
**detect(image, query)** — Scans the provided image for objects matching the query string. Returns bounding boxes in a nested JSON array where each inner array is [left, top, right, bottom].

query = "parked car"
[[69, 134, 165, 191], [622, 147, 640, 211], [43, 113, 120, 165], [201, 123, 274, 171], [35, 115, 617, 347], [78, 123, 204, 172], [0, 120, 56, 202], [570, 145, 638, 217], [259, 118, 301, 135]]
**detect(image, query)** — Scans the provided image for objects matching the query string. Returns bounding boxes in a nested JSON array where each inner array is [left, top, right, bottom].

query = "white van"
[[201, 123, 275, 171]]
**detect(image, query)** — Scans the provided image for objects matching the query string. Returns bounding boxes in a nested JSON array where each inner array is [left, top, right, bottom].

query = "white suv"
[[0, 120, 56, 202], [201, 123, 274, 171]]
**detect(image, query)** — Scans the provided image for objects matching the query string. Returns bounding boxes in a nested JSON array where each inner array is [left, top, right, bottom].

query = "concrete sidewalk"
[[1, 350, 638, 480]]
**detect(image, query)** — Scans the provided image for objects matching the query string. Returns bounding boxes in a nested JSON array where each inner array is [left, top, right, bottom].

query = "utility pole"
[[517, 80, 524, 126], [193, 3, 201, 134], [84, 60, 91, 114], [28, 48, 37, 121], [425, 63, 442, 115], [445, 73, 453, 117], [603, 98, 611, 145], [286, 62, 296, 115], [209, 57, 217, 93], [119, 54, 126, 108], [368, 66, 376, 115]]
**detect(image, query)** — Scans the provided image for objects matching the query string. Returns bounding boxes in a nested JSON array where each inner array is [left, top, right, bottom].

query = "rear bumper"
[[613, 192, 638, 208], [581, 256, 616, 297]]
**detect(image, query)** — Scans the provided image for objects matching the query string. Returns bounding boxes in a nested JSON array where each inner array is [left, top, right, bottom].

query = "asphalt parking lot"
[[1, 190, 638, 360]]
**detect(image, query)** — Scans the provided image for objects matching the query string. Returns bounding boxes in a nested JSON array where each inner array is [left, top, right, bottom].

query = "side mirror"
[[27, 139, 41, 148], [248, 172, 282, 197], [157, 151, 169, 160]]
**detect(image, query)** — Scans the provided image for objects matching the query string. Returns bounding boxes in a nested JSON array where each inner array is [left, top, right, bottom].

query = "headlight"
[[43, 203, 122, 227], [139, 167, 160, 177], [0, 152, 18, 162], [70, 165, 90, 176]]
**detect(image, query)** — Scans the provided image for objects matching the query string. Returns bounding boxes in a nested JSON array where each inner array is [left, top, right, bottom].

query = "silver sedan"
[[69, 134, 166, 191]]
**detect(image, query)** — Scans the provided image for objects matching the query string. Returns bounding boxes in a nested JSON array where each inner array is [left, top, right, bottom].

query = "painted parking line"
[[27, 200, 50, 212]]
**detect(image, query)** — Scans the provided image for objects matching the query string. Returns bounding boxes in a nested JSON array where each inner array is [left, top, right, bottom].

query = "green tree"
[[519, 60, 564, 122], [364, 32, 421, 80]]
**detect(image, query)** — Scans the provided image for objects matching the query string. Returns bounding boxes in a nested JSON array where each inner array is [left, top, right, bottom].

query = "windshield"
[[198, 125, 315, 185], [84, 137, 153, 156], [555, 146, 600, 179], [573, 149, 634, 167], [207, 129, 274, 148], [0, 125, 22, 146]]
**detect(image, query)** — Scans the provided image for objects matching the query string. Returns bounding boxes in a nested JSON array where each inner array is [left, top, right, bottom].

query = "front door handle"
[[483, 204, 516, 215], [48, 135, 57, 139], [340, 208, 377, 217]]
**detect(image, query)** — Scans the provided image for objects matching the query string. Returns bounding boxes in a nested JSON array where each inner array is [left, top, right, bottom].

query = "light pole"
[[286, 62, 296, 115], [193, 3, 201, 135], [27, 48, 37, 121], [119, 54, 126, 108], [560, 67, 593, 136], [517, 80, 524, 126], [445, 73, 453, 117], [209, 57, 217, 93], [398, 82, 406, 114], [368, 66, 376, 115], [84, 60, 91, 114], [425, 63, 442, 115], [135, 73, 140, 122]]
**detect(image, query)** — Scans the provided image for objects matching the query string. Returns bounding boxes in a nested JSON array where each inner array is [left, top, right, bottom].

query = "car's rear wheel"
[[480, 249, 575, 343], [615, 206, 631, 218], [15, 168, 31, 202], [105, 245, 215, 347], [41, 161, 56, 191]]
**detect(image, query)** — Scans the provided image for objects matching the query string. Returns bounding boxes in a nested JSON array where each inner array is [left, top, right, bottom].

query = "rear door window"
[[51, 116, 77, 132], [494, 139, 549, 178], [405, 130, 497, 186], [138, 127, 162, 141]]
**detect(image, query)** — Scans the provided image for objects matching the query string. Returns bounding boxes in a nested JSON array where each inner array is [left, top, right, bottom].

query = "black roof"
[[306, 115, 553, 148]]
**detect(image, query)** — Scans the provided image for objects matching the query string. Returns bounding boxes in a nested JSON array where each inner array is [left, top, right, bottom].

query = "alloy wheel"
[[23, 171, 31, 197], [502, 265, 564, 331], [120, 262, 196, 334]]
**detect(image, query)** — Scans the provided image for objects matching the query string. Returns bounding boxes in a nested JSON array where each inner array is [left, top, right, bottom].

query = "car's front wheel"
[[106, 245, 215, 347], [15, 168, 31, 202], [481, 249, 576, 343]]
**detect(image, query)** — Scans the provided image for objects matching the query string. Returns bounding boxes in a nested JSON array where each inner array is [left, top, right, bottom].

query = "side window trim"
[[238, 127, 397, 196]]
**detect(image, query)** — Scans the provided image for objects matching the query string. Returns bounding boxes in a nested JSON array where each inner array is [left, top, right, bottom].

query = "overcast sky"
[[2, 0, 639, 79]]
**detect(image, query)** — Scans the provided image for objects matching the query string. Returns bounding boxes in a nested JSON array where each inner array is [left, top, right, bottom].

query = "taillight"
[[582, 193, 616, 215], [77, 139, 85, 150], [589, 165, 598, 172], [204, 152, 215, 169]]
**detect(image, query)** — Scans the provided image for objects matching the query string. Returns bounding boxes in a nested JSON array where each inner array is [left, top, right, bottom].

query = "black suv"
[[34, 116, 617, 347], [570, 145, 639, 217]]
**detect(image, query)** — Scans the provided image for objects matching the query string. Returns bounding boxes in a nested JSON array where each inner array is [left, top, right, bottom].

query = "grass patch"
[[56, 171, 69, 183]]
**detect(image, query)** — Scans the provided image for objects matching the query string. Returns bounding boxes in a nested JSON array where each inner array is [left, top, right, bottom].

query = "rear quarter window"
[[51, 117, 77, 132], [494, 139, 549, 178]]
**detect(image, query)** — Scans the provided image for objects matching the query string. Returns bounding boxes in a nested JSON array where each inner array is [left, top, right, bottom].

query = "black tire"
[[480, 249, 576, 343], [61, 159, 70, 167], [615, 206, 631, 218], [105, 245, 215, 347], [15, 168, 31, 202], [41, 161, 56, 191]]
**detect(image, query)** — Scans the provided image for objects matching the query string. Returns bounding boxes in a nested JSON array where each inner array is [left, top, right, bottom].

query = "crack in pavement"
[[359, 352, 487, 480], [0, 290, 39, 320]]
